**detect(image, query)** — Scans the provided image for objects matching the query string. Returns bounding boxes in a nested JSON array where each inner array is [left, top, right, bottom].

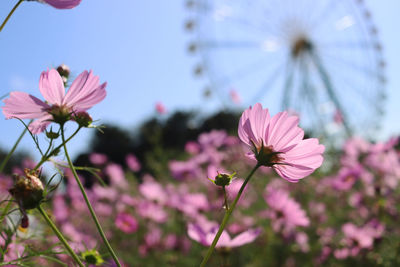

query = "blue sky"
[[0, 0, 399, 159]]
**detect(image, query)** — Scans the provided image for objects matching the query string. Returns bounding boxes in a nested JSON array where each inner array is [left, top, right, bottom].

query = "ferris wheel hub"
[[291, 37, 313, 58]]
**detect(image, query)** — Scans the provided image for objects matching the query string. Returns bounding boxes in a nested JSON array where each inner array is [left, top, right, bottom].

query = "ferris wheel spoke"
[[309, 0, 341, 33], [199, 40, 268, 50], [281, 58, 296, 110], [295, 0, 320, 28], [232, 1, 290, 39], [320, 52, 380, 78], [309, 51, 352, 136], [301, 60, 326, 133], [217, 16, 284, 38], [326, 63, 381, 106], [249, 60, 286, 104], [212, 55, 281, 88], [317, 40, 378, 50]]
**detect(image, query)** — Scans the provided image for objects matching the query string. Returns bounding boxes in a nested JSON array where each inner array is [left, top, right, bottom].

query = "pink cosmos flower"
[[334, 220, 384, 259], [137, 201, 168, 223], [115, 212, 139, 234], [89, 153, 108, 165], [105, 163, 128, 188], [230, 89, 241, 104], [139, 175, 167, 204], [40, 0, 82, 9], [144, 227, 162, 248], [169, 160, 201, 180], [2, 69, 106, 134], [185, 141, 201, 155], [332, 166, 362, 191], [126, 153, 141, 172], [333, 109, 343, 124], [238, 103, 324, 182], [263, 187, 309, 232], [188, 222, 261, 248], [155, 102, 167, 114]]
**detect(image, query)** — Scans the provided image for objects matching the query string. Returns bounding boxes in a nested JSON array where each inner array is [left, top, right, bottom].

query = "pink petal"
[[230, 228, 262, 247], [284, 139, 325, 168], [28, 114, 52, 134], [270, 115, 303, 151], [63, 70, 107, 111], [238, 107, 253, 147], [187, 223, 206, 245], [238, 104, 269, 149], [274, 165, 315, 182], [206, 229, 231, 248], [39, 69, 65, 105], [2, 92, 49, 119], [265, 111, 288, 145], [43, 0, 82, 9]]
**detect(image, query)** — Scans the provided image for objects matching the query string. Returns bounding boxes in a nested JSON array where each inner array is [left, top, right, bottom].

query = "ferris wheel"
[[185, 0, 386, 136]]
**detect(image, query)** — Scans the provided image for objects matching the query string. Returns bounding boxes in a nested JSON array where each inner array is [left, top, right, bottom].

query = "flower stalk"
[[0, 0, 24, 33], [60, 126, 122, 267], [37, 204, 84, 267], [0, 125, 31, 226], [200, 164, 260, 266]]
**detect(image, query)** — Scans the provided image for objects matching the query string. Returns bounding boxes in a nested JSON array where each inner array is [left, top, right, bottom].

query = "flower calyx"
[[45, 127, 60, 139], [47, 105, 71, 125], [252, 140, 284, 167], [209, 171, 236, 187], [72, 111, 93, 128]]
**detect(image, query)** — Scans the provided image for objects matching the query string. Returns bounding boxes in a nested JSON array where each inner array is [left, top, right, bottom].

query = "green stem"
[[0, 125, 29, 173], [0, 0, 24, 33], [222, 186, 229, 210], [34, 126, 81, 171], [200, 164, 260, 267], [37, 205, 84, 267], [0, 126, 30, 226], [0, 200, 12, 226], [61, 127, 122, 267]]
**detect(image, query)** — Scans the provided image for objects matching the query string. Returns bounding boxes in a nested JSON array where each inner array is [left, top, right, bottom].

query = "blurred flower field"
[[1, 114, 400, 266]]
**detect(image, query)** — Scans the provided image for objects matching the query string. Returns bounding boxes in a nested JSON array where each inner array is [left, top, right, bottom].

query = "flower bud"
[[72, 111, 93, 128], [45, 128, 59, 139], [56, 64, 70, 85], [81, 249, 104, 266], [9, 169, 44, 210], [20, 214, 29, 229], [209, 172, 236, 187]]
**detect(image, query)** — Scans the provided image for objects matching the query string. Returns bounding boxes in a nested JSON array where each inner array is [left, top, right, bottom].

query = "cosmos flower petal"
[[28, 114, 52, 134], [248, 103, 266, 142], [2, 92, 49, 119], [43, 0, 82, 9], [39, 69, 65, 105], [271, 116, 304, 151], [265, 111, 288, 144], [238, 104, 270, 148], [63, 70, 107, 111], [206, 229, 231, 248], [187, 223, 208, 246], [238, 107, 257, 147], [229, 228, 262, 247], [274, 164, 315, 182], [284, 139, 325, 168]]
